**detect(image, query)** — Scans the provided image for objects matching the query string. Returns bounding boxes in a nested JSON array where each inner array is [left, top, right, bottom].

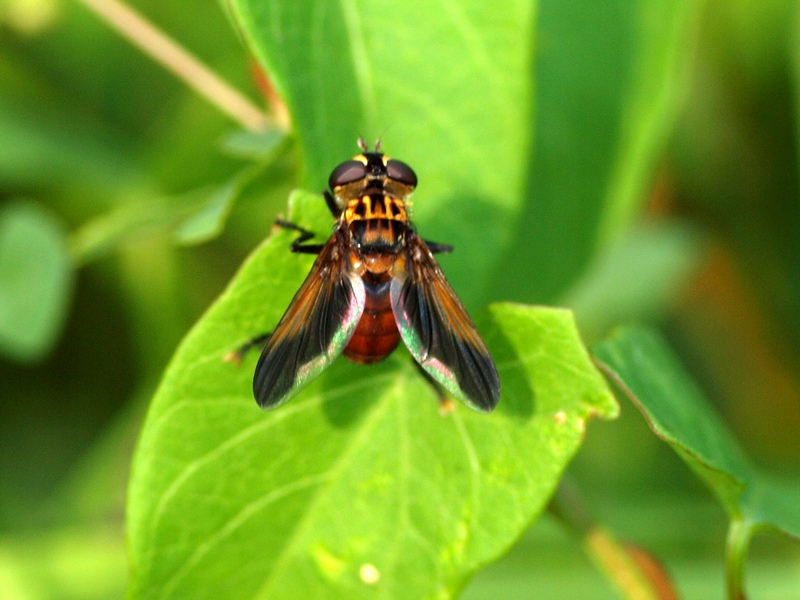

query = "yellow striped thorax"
[[344, 193, 408, 224], [327, 151, 417, 254]]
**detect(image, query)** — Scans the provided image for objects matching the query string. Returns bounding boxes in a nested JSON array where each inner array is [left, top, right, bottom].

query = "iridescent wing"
[[390, 232, 500, 412], [253, 229, 365, 409]]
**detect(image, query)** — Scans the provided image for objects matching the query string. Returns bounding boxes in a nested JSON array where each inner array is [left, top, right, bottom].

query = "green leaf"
[[69, 198, 171, 265], [220, 129, 289, 161], [71, 167, 264, 261], [592, 326, 800, 538], [0, 524, 127, 600], [495, 0, 704, 304], [0, 200, 73, 362], [173, 183, 239, 245], [0, 0, 61, 34], [561, 221, 707, 341], [127, 191, 617, 599], [175, 129, 291, 246], [172, 130, 290, 246], [174, 163, 266, 246], [225, 0, 535, 308]]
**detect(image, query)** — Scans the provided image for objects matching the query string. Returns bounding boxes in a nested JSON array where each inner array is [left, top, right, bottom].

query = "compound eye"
[[386, 159, 417, 187], [328, 160, 367, 189]]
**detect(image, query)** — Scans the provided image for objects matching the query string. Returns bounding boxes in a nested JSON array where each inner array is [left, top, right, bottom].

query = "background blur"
[[0, 0, 798, 597]]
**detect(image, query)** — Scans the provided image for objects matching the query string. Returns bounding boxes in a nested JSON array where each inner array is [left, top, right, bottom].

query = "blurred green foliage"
[[0, 0, 798, 598], [594, 326, 800, 595]]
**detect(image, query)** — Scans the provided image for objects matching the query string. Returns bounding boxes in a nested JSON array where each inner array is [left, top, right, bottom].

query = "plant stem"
[[725, 518, 753, 600], [76, 0, 272, 131], [549, 481, 678, 600]]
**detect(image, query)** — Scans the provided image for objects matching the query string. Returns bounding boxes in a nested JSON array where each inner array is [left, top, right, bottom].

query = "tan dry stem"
[[77, 0, 272, 131]]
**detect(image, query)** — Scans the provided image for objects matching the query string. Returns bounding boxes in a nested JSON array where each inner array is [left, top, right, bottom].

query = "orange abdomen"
[[344, 277, 400, 364]]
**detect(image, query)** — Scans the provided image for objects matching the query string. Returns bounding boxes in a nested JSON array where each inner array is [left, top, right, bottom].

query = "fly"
[[230, 139, 500, 413]]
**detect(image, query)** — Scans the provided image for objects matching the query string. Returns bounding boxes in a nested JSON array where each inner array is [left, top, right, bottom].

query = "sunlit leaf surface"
[[127, 191, 617, 599]]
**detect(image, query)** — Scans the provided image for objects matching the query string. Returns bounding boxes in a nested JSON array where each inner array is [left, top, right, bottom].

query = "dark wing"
[[254, 229, 365, 409], [390, 232, 500, 412]]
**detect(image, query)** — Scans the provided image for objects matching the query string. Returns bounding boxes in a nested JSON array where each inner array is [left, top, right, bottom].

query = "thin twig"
[[549, 481, 679, 600], [76, 0, 272, 131]]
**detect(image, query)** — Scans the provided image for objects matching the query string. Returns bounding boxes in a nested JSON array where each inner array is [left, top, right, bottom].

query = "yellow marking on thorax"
[[344, 195, 409, 223]]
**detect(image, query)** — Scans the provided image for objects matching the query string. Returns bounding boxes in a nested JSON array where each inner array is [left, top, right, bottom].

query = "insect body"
[[250, 142, 500, 412]]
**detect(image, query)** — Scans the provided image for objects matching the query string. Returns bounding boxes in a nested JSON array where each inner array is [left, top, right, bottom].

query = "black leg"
[[275, 219, 326, 254], [323, 191, 342, 218], [425, 241, 453, 254], [224, 332, 270, 364]]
